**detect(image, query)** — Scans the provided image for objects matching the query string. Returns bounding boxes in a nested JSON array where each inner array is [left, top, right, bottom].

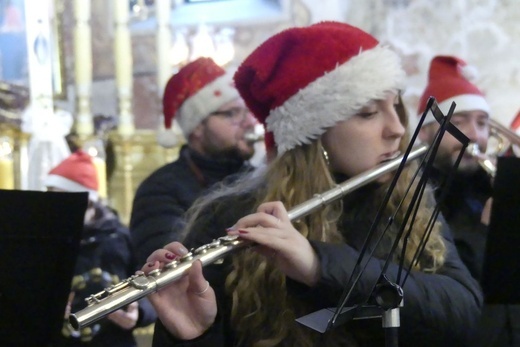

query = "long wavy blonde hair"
[[184, 100, 446, 346]]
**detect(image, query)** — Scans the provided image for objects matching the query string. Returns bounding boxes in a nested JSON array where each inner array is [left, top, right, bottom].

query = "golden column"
[[109, 0, 182, 225], [0, 134, 14, 189], [73, 1, 109, 199], [156, 0, 183, 159], [156, 0, 172, 97], [111, 0, 136, 220], [73, 0, 94, 137], [114, 0, 135, 137]]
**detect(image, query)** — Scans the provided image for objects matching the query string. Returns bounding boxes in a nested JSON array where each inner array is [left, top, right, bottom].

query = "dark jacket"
[[56, 202, 156, 347], [431, 167, 520, 347], [151, 185, 482, 347], [431, 167, 492, 282], [130, 145, 251, 264]]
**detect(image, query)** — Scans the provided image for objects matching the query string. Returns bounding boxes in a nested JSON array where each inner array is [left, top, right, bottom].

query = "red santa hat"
[[44, 150, 99, 201], [511, 111, 520, 156], [158, 57, 240, 147], [417, 55, 490, 124], [233, 21, 405, 154], [511, 110, 520, 133]]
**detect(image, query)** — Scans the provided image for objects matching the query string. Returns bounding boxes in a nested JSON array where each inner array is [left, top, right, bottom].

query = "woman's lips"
[[380, 150, 401, 163]]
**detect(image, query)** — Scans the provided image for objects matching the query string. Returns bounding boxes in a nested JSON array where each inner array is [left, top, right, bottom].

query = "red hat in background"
[[44, 150, 99, 201], [233, 21, 405, 154], [158, 57, 240, 147], [511, 110, 520, 133], [417, 55, 490, 124], [511, 111, 520, 156]]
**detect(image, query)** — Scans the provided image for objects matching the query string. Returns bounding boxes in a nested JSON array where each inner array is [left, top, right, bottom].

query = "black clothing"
[[431, 167, 492, 282], [56, 202, 156, 347], [151, 187, 482, 347], [130, 145, 251, 264], [431, 166, 520, 347]]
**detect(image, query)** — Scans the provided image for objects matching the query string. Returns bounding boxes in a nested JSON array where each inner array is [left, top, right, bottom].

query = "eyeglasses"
[[209, 107, 250, 125]]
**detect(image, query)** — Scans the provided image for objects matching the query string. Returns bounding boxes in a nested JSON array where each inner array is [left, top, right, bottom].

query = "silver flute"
[[69, 144, 428, 330]]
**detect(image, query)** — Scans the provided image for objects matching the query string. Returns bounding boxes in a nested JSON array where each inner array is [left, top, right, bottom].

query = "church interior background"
[[1, 0, 519, 345]]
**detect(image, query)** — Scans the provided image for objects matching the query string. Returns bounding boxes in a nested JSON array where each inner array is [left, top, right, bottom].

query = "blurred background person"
[[417, 55, 492, 282], [417, 55, 519, 347], [45, 150, 156, 347], [130, 57, 258, 265]]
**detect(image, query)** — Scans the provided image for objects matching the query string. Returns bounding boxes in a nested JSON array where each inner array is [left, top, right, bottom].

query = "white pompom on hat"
[[44, 150, 99, 201], [158, 57, 240, 147], [417, 55, 490, 124]]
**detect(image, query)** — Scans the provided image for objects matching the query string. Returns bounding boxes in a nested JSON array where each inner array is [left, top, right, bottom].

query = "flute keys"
[[179, 251, 193, 262], [164, 260, 180, 269], [194, 244, 210, 255], [148, 268, 161, 277], [218, 235, 239, 244], [208, 239, 221, 248], [130, 274, 152, 290]]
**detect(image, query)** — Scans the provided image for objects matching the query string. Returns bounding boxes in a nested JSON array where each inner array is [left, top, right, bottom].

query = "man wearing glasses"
[[130, 57, 258, 264]]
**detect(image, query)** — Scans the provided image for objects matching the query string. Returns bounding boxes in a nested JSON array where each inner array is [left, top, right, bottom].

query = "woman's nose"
[[384, 109, 406, 139]]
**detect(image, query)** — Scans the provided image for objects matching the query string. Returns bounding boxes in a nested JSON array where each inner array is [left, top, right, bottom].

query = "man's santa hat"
[[510, 111, 520, 156], [417, 55, 490, 125], [511, 110, 520, 134], [44, 150, 99, 201], [233, 21, 405, 155], [158, 57, 240, 147]]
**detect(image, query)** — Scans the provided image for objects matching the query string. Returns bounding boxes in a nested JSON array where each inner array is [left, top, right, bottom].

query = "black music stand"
[[296, 97, 469, 347], [481, 156, 520, 304], [0, 189, 87, 346]]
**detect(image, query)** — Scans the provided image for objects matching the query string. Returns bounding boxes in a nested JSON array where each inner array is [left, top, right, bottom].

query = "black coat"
[[129, 145, 252, 264], [56, 202, 157, 347], [151, 186, 482, 347], [432, 167, 520, 347], [432, 167, 492, 282]]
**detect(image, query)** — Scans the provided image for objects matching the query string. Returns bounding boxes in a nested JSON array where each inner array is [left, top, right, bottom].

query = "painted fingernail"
[[147, 262, 155, 267], [238, 229, 249, 234], [165, 253, 176, 260]]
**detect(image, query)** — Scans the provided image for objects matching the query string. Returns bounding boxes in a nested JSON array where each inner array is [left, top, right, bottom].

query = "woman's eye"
[[357, 111, 377, 119]]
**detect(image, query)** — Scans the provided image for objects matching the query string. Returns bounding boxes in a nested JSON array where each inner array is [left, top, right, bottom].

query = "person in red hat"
[[141, 23, 481, 346], [45, 150, 157, 346], [417, 55, 493, 281], [417, 55, 492, 174], [418, 56, 494, 270], [418, 56, 520, 347], [129, 57, 258, 264]]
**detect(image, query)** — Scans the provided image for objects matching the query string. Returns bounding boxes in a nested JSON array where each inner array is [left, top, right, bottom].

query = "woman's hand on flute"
[[142, 242, 217, 340], [227, 201, 321, 287]]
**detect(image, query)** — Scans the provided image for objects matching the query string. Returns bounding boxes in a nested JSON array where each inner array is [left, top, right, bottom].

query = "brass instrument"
[[69, 144, 429, 331], [488, 118, 520, 156], [466, 119, 520, 177], [466, 143, 496, 178]]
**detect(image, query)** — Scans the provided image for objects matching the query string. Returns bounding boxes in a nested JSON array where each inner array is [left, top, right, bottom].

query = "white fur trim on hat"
[[157, 116, 181, 148], [45, 174, 99, 201], [266, 46, 405, 154], [176, 70, 240, 138], [157, 127, 179, 148], [421, 94, 491, 125]]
